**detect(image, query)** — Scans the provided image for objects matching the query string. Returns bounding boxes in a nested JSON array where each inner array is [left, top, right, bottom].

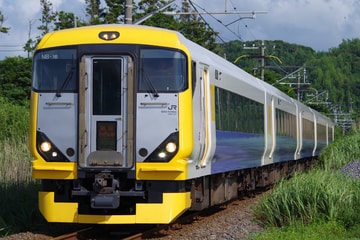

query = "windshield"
[[32, 49, 77, 92], [139, 48, 187, 93]]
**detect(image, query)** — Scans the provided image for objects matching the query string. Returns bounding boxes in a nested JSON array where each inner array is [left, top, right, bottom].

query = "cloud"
[[0, 0, 84, 59], [195, 0, 360, 51], [0, 0, 359, 60]]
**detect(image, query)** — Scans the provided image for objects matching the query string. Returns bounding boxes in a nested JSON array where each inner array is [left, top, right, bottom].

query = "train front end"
[[29, 25, 193, 224]]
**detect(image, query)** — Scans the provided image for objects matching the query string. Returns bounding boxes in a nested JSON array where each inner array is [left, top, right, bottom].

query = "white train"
[[29, 25, 334, 224]]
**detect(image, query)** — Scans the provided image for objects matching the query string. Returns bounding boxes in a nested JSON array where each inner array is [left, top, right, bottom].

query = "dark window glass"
[[215, 87, 264, 133], [139, 48, 187, 92], [276, 109, 296, 137], [93, 59, 122, 115], [33, 49, 77, 91]]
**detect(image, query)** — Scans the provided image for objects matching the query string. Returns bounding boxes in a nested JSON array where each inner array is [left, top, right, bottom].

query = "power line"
[[0, 44, 23, 47], [187, 0, 226, 43], [185, 1, 266, 42], [0, 49, 24, 52]]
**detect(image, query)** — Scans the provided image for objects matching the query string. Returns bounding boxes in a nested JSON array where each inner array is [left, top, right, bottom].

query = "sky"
[[0, 0, 359, 60]]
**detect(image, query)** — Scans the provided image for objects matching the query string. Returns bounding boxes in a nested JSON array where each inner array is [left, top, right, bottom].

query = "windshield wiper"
[[56, 65, 75, 97], [141, 68, 159, 98]]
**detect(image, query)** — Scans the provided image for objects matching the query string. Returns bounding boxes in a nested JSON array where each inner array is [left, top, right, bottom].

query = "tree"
[[178, 1, 218, 52], [0, 57, 32, 106], [134, 0, 178, 28], [54, 11, 85, 30], [85, 0, 106, 25], [23, 38, 37, 58], [0, 11, 10, 33], [134, 0, 218, 52], [104, 0, 125, 23], [38, 0, 56, 36]]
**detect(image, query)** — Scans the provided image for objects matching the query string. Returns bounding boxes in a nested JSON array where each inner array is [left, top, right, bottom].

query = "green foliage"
[[177, 1, 219, 52], [252, 131, 360, 239], [104, 0, 125, 23], [133, 0, 219, 53], [0, 56, 32, 106], [54, 11, 79, 30], [252, 220, 359, 240], [318, 129, 360, 171], [38, 0, 56, 36], [0, 182, 44, 236], [0, 11, 10, 33], [253, 170, 360, 228], [0, 97, 29, 140], [0, 99, 41, 236], [134, 0, 178, 29], [85, 0, 106, 25]]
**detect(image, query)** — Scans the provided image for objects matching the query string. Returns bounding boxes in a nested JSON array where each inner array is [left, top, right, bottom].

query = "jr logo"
[[168, 105, 177, 110]]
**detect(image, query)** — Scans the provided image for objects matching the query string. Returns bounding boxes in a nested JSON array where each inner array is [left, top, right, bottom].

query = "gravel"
[[147, 193, 266, 240], [339, 160, 360, 179]]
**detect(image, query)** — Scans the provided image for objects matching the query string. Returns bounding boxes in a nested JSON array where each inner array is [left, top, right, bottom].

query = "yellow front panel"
[[37, 25, 184, 51], [32, 161, 77, 179], [39, 191, 191, 224]]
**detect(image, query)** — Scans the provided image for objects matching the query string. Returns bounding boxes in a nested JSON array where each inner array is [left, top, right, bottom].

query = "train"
[[29, 24, 334, 224]]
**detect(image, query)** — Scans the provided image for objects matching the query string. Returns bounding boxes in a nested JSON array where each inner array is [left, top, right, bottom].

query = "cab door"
[[79, 56, 132, 169]]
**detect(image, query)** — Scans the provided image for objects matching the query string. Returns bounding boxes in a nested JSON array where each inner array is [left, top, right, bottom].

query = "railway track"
[[51, 215, 199, 239], [51, 191, 263, 240]]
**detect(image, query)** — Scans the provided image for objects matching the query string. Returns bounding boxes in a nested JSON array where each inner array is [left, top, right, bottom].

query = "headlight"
[[40, 141, 52, 152], [165, 142, 177, 153], [36, 131, 69, 162], [144, 132, 179, 162], [158, 152, 166, 158]]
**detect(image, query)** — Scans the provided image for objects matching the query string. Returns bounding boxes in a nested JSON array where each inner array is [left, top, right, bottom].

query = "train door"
[[79, 56, 133, 169], [262, 96, 275, 165], [192, 63, 214, 168]]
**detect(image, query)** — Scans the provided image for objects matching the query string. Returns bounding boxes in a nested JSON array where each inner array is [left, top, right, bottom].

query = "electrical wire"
[[189, 0, 243, 42], [187, 0, 226, 43], [0, 44, 23, 52]]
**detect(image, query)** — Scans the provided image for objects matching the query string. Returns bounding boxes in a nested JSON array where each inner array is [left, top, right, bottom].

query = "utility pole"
[[125, 0, 132, 24], [242, 40, 266, 80], [260, 40, 265, 81]]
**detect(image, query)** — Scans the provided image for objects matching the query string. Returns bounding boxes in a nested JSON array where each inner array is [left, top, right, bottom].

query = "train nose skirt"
[[91, 193, 120, 209]]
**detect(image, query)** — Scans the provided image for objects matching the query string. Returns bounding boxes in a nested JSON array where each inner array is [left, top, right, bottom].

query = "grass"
[[253, 170, 360, 228], [252, 129, 360, 239], [0, 136, 47, 236], [0, 98, 46, 236], [251, 220, 360, 240]]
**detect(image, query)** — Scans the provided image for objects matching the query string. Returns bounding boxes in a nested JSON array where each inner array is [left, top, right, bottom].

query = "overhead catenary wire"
[[187, 0, 226, 43], [188, 0, 243, 42], [175, 0, 267, 43]]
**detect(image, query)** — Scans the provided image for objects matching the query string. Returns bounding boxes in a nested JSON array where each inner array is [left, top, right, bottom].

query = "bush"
[[253, 170, 360, 228], [0, 97, 29, 141]]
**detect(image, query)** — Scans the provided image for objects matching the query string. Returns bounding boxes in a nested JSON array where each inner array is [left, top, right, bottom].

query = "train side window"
[[191, 61, 196, 96], [215, 87, 264, 133]]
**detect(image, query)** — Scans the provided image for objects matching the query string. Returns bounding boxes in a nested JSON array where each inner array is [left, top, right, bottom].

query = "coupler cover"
[[91, 192, 120, 209]]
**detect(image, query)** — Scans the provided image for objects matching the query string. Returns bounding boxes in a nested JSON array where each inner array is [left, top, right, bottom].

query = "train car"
[[29, 24, 334, 224]]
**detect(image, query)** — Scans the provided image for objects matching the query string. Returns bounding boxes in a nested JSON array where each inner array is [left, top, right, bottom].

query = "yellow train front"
[[30, 25, 194, 224]]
